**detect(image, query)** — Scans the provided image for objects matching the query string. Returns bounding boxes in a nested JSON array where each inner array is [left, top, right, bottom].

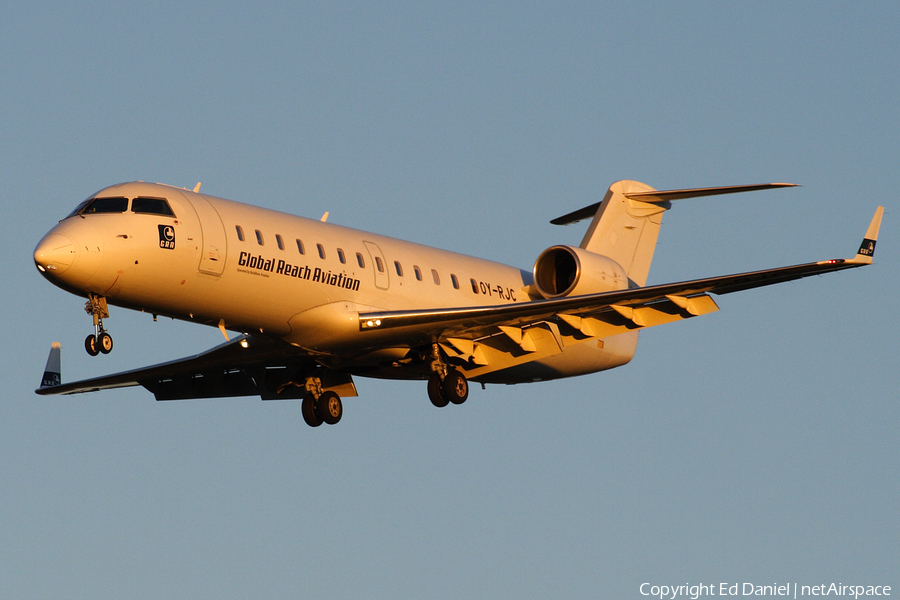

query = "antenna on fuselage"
[[320, 212, 329, 222], [193, 182, 201, 193]]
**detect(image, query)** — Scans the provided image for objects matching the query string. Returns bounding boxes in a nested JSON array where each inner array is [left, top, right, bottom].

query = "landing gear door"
[[188, 194, 227, 276], [363, 241, 389, 290]]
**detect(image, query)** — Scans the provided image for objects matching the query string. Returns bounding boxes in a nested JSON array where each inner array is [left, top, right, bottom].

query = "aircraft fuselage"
[[34, 181, 636, 383]]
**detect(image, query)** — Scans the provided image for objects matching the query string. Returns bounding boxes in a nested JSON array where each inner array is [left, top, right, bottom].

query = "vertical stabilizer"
[[579, 180, 668, 287]]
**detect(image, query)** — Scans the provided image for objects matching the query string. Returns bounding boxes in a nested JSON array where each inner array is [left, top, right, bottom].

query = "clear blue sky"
[[2, 2, 897, 598]]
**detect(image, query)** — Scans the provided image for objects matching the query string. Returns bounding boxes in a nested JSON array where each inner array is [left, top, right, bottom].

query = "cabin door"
[[190, 195, 228, 276], [363, 241, 390, 290]]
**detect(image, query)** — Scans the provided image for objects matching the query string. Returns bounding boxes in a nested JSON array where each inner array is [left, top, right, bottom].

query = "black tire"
[[302, 395, 322, 427], [428, 373, 449, 408], [85, 334, 100, 356], [98, 332, 113, 354], [442, 369, 469, 405], [316, 391, 343, 425]]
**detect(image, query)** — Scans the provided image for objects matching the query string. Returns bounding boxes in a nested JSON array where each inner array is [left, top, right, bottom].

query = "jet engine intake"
[[532, 245, 627, 298]]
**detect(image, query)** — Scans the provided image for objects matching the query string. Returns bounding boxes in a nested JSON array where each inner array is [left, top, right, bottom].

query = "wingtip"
[[851, 206, 884, 264], [38, 342, 62, 391], [866, 206, 884, 241]]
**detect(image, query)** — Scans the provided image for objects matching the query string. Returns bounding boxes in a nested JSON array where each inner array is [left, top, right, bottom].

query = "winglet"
[[852, 206, 884, 264], [39, 342, 62, 389]]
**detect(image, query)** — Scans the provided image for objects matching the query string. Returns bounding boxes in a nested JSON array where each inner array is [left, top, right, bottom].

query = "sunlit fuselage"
[[34, 181, 638, 382]]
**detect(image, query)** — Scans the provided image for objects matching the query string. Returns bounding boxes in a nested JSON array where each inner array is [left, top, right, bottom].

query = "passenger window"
[[317, 244, 326, 259], [132, 197, 175, 216], [451, 274, 459, 289], [255, 230, 264, 246], [414, 266, 422, 281], [470, 278, 478, 293], [236, 226, 245, 242], [82, 197, 128, 214], [394, 261, 403, 276], [375, 256, 385, 273], [337, 249, 346, 264], [356, 253, 365, 268], [432, 269, 441, 285], [296, 239, 305, 254], [276, 234, 284, 250]]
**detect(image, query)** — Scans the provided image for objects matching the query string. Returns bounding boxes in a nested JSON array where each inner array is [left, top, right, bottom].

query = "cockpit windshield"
[[132, 197, 175, 216], [68, 197, 129, 218], [65, 198, 91, 219], [65, 196, 176, 218], [84, 197, 129, 214]]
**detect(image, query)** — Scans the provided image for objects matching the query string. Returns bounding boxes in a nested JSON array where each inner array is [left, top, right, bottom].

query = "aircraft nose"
[[34, 233, 77, 275]]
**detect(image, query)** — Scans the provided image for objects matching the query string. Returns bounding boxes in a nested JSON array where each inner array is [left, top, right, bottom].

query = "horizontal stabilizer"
[[624, 183, 798, 203], [551, 183, 798, 225]]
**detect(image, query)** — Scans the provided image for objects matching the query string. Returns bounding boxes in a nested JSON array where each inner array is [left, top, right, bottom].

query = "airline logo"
[[858, 238, 876, 256], [41, 370, 60, 387], [158, 225, 176, 250]]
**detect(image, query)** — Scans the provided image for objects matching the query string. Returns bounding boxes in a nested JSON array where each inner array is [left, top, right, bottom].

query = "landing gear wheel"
[[84, 295, 111, 356], [442, 369, 469, 405], [85, 335, 100, 356], [302, 395, 323, 428], [97, 332, 113, 354], [316, 391, 343, 425], [428, 373, 449, 408]]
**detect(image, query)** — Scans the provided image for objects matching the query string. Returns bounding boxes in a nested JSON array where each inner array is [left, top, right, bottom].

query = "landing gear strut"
[[84, 295, 113, 356], [427, 343, 469, 408], [300, 377, 343, 427]]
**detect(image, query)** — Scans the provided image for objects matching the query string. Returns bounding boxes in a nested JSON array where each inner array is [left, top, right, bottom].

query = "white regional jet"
[[34, 180, 882, 427]]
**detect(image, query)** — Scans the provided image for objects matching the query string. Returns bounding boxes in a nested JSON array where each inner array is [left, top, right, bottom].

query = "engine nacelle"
[[532, 245, 628, 298]]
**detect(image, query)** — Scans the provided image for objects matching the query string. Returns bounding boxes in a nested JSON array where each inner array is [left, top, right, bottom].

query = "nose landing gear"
[[84, 295, 113, 356], [85, 331, 113, 356]]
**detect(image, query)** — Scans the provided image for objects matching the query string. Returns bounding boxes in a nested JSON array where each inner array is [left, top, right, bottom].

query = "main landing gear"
[[427, 343, 469, 408], [84, 294, 113, 356], [300, 377, 343, 427]]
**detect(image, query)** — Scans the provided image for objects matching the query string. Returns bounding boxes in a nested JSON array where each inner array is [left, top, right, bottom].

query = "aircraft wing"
[[36, 334, 357, 400], [37, 207, 881, 393], [358, 207, 883, 373]]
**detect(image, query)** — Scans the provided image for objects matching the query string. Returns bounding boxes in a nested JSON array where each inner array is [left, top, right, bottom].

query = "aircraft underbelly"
[[472, 330, 639, 384]]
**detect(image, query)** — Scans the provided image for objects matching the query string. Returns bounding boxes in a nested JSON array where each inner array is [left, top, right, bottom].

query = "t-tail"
[[552, 181, 800, 287]]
